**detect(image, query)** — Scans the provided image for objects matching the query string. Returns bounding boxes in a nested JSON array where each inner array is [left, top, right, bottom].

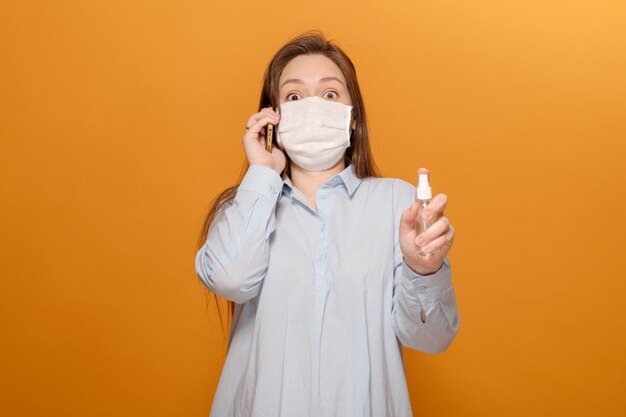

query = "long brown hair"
[[197, 30, 382, 337]]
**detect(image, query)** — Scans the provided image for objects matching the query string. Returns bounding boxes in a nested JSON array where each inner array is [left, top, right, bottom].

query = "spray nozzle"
[[416, 170, 432, 200]]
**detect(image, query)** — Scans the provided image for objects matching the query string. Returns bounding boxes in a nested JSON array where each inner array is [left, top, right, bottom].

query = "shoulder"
[[359, 176, 415, 213], [362, 176, 415, 198]]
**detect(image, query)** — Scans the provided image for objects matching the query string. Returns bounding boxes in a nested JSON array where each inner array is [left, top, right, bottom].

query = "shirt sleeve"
[[390, 179, 461, 354], [195, 164, 283, 304]]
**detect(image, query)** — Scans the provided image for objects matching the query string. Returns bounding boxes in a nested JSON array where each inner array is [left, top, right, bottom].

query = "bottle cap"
[[417, 173, 432, 200]]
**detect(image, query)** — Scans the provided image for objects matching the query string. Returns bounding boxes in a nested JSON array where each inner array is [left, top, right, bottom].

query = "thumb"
[[399, 202, 419, 235], [270, 145, 282, 156]]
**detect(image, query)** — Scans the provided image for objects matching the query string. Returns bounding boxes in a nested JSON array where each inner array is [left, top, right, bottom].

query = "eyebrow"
[[280, 76, 345, 88]]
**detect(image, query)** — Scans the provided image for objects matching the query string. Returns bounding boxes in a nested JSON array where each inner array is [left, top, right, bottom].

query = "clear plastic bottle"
[[416, 170, 435, 257]]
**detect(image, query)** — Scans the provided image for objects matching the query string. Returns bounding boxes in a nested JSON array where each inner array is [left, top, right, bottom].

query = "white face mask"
[[276, 96, 353, 171]]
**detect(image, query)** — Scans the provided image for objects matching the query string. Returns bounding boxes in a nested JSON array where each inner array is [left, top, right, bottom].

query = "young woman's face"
[[278, 54, 352, 107]]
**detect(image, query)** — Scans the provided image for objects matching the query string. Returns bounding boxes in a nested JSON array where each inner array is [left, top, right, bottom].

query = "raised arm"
[[195, 164, 283, 304], [390, 178, 461, 353], [195, 106, 285, 303]]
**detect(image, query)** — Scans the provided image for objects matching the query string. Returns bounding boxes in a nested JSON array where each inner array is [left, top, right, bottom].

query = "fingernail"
[[421, 244, 430, 252], [415, 236, 424, 246], [422, 210, 430, 219]]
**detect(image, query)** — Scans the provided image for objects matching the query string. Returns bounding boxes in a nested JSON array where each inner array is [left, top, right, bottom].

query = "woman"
[[195, 31, 460, 417]]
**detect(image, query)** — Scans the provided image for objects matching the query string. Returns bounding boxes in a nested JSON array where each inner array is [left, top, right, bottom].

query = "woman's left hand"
[[399, 188, 455, 276]]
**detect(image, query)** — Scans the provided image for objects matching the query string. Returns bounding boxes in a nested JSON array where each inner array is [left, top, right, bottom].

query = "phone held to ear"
[[266, 123, 274, 152]]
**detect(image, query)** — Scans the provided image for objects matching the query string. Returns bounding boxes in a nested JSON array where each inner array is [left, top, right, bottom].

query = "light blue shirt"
[[195, 163, 460, 417]]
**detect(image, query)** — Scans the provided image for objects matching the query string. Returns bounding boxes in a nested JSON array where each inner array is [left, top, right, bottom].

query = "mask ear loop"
[[349, 111, 356, 143], [344, 127, 355, 167], [347, 111, 356, 152]]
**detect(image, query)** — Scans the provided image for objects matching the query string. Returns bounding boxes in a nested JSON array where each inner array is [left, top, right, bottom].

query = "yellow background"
[[1, 1, 625, 416]]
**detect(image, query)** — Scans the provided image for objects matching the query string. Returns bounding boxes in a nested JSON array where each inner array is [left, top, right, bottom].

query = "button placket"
[[315, 188, 330, 283], [312, 187, 332, 407]]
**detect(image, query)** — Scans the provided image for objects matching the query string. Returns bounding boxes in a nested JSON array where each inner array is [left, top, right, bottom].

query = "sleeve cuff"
[[237, 164, 284, 200], [402, 257, 452, 297]]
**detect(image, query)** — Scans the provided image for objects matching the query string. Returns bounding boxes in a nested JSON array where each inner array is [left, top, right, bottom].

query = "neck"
[[290, 158, 346, 196]]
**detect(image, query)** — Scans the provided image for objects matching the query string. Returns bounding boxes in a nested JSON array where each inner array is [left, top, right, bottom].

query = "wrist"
[[404, 258, 441, 276]]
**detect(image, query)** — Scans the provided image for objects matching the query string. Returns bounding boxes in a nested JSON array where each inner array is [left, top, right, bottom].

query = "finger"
[[242, 124, 265, 143], [242, 118, 270, 145], [270, 145, 282, 158], [415, 215, 450, 246], [422, 193, 448, 219], [246, 108, 280, 129], [245, 116, 277, 137], [420, 228, 455, 253], [245, 115, 279, 132], [399, 202, 419, 234], [259, 107, 279, 120]]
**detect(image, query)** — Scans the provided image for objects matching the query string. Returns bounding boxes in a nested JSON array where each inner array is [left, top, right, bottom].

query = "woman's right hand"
[[242, 107, 286, 176]]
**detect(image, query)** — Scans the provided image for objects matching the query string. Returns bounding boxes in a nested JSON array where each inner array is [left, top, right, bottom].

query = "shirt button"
[[320, 195, 327, 199], [418, 286, 428, 294], [270, 186, 277, 194]]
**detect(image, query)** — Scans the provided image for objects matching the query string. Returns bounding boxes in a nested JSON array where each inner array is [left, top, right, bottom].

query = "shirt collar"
[[282, 164, 362, 197]]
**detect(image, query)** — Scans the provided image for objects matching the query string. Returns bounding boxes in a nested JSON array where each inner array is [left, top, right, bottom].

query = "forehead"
[[279, 54, 346, 85]]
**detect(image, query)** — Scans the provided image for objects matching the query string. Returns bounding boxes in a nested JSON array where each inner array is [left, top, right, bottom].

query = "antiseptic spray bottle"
[[416, 169, 435, 257]]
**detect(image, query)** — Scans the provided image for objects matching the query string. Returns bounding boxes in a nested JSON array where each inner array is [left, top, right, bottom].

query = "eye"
[[324, 91, 338, 100], [287, 93, 300, 101]]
